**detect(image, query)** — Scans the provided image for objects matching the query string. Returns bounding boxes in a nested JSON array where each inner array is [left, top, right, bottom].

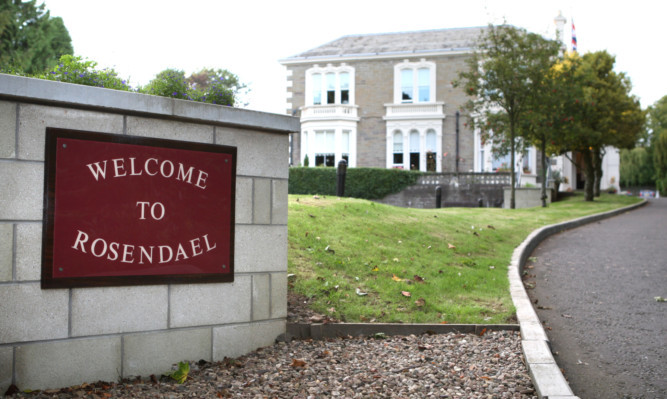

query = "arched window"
[[409, 130, 420, 170], [393, 130, 403, 166], [311, 74, 322, 105], [340, 72, 350, 104], [394, 60, 436, 104], [426, 129, 437, 172], [418, 68, 431, 102]]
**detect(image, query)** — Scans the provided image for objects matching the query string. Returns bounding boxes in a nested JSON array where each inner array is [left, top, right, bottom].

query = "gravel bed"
[[8, 330, 536, 398]]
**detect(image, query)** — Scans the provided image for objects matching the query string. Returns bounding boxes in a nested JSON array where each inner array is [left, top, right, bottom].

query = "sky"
[[43, 0, 666, 114]]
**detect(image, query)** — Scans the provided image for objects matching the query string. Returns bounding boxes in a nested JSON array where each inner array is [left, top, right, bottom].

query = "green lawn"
[[287, 193, 641, 324]]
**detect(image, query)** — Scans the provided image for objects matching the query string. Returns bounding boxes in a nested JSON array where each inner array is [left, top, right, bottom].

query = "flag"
[[571, 19, 577, 52]]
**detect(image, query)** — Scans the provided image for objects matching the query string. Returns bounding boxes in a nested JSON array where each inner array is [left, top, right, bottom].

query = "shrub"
[[289, 167, 422, 200], [140, 69, 191, 100], [40, 55, 132, 91]]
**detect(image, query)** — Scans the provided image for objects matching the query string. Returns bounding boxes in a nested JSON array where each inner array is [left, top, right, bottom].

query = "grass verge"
[[287, 192, 641, 324]]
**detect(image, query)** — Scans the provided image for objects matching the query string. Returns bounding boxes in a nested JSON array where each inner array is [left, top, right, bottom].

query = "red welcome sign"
[[41, 128, 236, 288]]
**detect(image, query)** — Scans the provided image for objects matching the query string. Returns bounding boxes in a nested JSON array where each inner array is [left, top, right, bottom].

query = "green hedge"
[[289, 167, 423, 200]]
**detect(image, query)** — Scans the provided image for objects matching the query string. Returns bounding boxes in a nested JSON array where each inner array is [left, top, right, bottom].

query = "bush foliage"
[[40, 55, 132, 91], [289, 167, 422, 200], [5, 55, 245, 107]]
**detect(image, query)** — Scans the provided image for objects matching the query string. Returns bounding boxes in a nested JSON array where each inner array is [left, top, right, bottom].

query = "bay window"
[[306, 65, 355, 106]]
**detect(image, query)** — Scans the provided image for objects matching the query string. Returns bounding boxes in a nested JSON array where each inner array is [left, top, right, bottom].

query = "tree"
[[554, 51, 645, 201], [456, 25, 561, 208], [649, 95, 667, 195], [187, 68, 248, 106], [520, 52, 579, 206], [620, 147, 653, 187], [141, 68, 248, 107], [0, 0, 73, 74]]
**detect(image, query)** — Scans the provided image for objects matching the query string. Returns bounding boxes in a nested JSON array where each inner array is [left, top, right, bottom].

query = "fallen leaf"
[[291, 359, 307, 368], [167, 361, 190, 384], [448, 243, 456, 249], [440, 321, 449, 324], [473, 231, 480, 237], [371, 266, 379, 272], [479, 328, 487, 336], [393, 257, 400, 262], [309, 214, 316, 218], [413, 275, 425, 283], [655, 296, 666, 302], [562, 314, 573, 318], [487, 225, 495, 230], [355, 288, 368, 296], [415, 298, 425, 307], [325, 245, 335, 254], [392, 274, 403, 282], [313, 195, 320, 199], [401, 291, 411, 297]]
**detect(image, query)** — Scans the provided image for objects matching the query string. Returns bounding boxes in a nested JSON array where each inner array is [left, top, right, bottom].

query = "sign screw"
[[62, 144, 67, 148], [58, 267, 63, 272], [222, 265, 226, 269]]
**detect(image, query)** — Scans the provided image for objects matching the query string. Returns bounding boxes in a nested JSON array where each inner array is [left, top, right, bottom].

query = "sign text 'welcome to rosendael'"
[[41, 128, 236, 288]]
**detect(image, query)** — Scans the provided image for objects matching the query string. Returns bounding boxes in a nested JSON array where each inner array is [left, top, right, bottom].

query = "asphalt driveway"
[[526, 198, 666, 399]]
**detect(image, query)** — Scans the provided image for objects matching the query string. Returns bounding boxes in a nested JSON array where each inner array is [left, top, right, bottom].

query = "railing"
[[384, 102, 445, 119], [300, 105, 359, 121], [418, 172, 511, 186]]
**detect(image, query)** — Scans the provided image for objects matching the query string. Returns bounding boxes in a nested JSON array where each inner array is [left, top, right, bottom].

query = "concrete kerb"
[[509, 199, 647, 399]]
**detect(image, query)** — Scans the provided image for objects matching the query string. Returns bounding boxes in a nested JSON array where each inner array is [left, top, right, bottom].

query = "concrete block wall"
[[0, 74, 299, 392]]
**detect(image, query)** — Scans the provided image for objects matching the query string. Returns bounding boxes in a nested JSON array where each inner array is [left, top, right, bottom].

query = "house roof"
[[281, 26, 489, 63]]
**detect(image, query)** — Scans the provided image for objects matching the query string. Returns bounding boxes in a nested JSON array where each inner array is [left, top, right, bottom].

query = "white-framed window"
[[311, 74, 322, 105], [522, 148, 532, 173], [306, 65, 355, 106], [341, 130, 350, 164], [386, 124, 442, 172], [314, 130, 336, 166], [409, 130, 420, 170], [426, 129, 437, 172], [301, 125, 357, 168], [394, 60, 436, 104], [392, 130, 403, 166]]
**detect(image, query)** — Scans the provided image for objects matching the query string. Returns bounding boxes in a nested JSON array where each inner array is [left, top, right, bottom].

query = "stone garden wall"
[[0, 74, 299, 391], [377, 173, 510, 208]]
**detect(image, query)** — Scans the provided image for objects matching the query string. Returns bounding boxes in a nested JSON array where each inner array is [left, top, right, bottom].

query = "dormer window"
[[394, 60, 436, 104], [306, 65, 355, 106]]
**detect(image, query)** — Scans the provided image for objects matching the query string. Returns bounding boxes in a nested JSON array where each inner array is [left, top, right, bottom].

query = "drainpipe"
[[455, 111, 460, 173]]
